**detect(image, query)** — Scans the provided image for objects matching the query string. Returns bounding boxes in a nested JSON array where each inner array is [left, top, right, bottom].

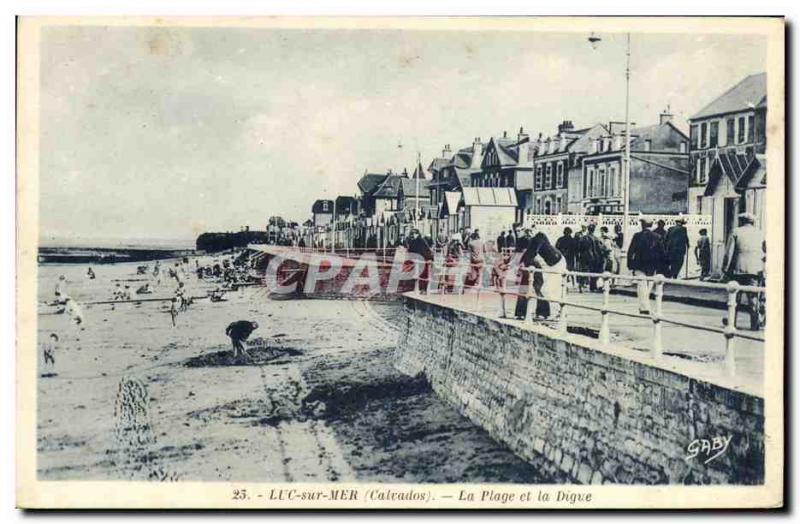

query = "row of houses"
[[301, 73, 767, 270]]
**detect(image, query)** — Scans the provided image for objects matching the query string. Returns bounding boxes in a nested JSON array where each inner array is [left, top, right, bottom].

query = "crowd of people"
[[402, 213, 765, 330]]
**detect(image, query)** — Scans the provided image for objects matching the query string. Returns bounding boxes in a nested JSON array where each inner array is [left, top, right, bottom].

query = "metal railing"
[[409, 260, 764, 378]]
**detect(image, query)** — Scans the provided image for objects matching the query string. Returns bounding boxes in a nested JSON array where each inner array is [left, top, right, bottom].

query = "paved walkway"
[[417, 289, 765, 397]]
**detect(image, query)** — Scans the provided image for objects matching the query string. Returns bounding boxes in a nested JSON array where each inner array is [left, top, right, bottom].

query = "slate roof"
[[535, 123, 608, 157], [335, 196, 358, 215], [704, 149, 759, 197], [311, 199, 334, 214], [357, 173, 389, 195], [400, 178, 431, 198], [372, 174, 403, 198], [427, 157, 450, 175], [691, 73, 767, 120]]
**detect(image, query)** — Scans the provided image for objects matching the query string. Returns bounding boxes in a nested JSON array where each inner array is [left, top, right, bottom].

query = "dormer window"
[[643, 139, 651, 152]]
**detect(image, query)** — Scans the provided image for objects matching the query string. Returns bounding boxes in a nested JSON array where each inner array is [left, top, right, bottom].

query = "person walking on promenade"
[[86, 267, 96, 280], [555, 227, 577, 288], [225, 320, 259, 361], [465, 231, 486, 289], [653, 219, 669, 275], [555, 227, 577, 270], [665, 217, 690, 279], [505, 230, 516, 253], [577, 224, 605, 292], [721, 213, 764, 330], [514, 228, 566, 320], [442, 234, 464, 293], [496, 231, 507, 254], [695, 228, 712, 280], [406, 228, 434, 293], [515, 228, 532, 254], [627, 217, 663, 314]]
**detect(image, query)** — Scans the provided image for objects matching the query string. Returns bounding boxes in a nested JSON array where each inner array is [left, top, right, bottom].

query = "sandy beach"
[[35, 259, 547, 483]]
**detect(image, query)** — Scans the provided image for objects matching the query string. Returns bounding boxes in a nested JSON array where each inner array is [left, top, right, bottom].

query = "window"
[[585, 167, 594, 198], [597, 167, 606, 196], [556, 196, 562, 213], [696, 157, 705, 184], [545, 164, 553, 189], [643, 139, 652, 152], [700, 122, 708, 148], [747, 114, 755, 143], [535, 165, 543, 190], [322, 202, 329, 212], [609, 165, 618, 196], [556, 162, 564, 188], [696, 196, 703, 214], [690, 124, 699, 149], [679, 141, 687, 153], [710, 121, 719, 148], [536, 197, 542, 213], [737, 115, 746, 144], [726, 117, 735, 146]]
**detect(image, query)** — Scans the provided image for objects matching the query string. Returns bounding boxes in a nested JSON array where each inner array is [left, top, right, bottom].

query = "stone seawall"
[[254, 248, 414, 300], [395, 295, 764, 485]]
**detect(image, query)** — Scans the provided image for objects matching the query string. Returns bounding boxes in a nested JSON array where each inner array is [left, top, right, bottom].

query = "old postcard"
[[16, 16, 785, 509]]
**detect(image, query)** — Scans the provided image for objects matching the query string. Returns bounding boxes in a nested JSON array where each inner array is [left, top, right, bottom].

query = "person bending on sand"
[[225, 320, 259, 361]]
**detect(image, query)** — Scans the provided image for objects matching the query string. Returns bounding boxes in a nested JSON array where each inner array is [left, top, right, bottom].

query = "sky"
[[38, 25, 767, 243]]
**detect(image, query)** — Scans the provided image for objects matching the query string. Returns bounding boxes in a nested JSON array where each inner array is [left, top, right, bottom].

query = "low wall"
[[395, 295, 765, 485]]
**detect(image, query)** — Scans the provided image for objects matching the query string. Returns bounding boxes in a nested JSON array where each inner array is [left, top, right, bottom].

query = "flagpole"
[[415, 151, 421, 230]]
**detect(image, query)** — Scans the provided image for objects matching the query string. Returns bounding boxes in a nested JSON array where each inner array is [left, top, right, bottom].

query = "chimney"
[[517, 127, 531, 164], [558, 120, 575, 133], [442, 144, 452, 158], [402, 167, 409, 177], [659, 107, 674, 125], [559, 133, 567, 150], [502, 130, 507, 138], [535, 133, 544, 156], [471, 137, 483, 169]]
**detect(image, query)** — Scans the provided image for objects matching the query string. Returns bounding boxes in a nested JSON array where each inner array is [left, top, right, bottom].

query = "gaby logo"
[[685, 435, 733, 465]]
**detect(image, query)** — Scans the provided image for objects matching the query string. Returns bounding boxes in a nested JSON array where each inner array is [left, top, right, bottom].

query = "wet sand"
[[35, 260, 546, 483]]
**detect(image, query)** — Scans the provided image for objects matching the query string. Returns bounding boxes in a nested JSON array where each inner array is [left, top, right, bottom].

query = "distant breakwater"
[[37, 246, 196, 264]]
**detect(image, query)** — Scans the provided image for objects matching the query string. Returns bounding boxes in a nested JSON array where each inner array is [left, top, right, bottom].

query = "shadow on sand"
[[182, 344, 303, 368]]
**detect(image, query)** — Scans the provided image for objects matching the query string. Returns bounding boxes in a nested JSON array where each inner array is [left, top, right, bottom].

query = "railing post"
[[599, 272, 611, 344], [413, 258, 420, 294], [724, 281, 740, 377], [526, 267, 535, 324], [652, 274, 665, 359], [557, 270, 568, 334]]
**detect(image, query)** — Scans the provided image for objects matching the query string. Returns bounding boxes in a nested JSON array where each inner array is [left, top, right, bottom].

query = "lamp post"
[[589, 32, 632, 248]]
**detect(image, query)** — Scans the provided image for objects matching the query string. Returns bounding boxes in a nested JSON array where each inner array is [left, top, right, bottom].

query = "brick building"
[[687, 72, 767, 274], [531, 121, 608, 214], [579, 113, 690, 215]]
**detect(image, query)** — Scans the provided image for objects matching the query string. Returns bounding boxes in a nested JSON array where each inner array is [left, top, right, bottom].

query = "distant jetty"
[[37, 246, 196, 264]]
